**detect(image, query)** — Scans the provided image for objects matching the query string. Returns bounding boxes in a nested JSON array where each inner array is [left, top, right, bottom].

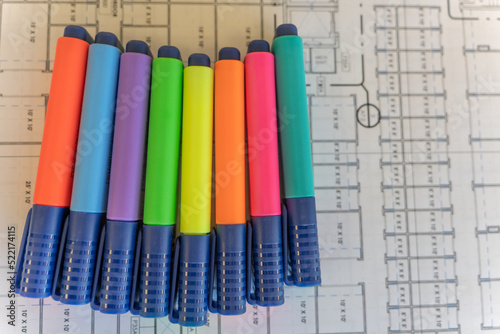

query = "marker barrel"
[[107, 52, 152, 221], [214, 58, 246, 225], [98, 48, 152, 313], [244, 51, 281, 216], [143, 56, 183, 227], [17, 27, 91, 298], [273, 26, 321, 286], [272, 33, 314, 198], [244, 47, 284, 306], [70, 42, 121, 214], [33, 35, 90, 207], [56, 39, 122, 304], [179, 64, 214, 235], [213, 56, 246, 314], [139, 52, 183, 318]]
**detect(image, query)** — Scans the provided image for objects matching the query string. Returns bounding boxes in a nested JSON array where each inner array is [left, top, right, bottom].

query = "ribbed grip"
[[138, 225, 173, 317], [99, 220, 137, 314], [18, 204, 67, 298], [285, 197, 321, 286], [58, 211, 103, 304], [214, 224, 246, 315], [249, 216, 284, 307], [176, 234, 210, 326]]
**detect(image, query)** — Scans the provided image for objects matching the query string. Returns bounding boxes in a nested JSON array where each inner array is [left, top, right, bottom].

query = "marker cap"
[[64, 25, 93, 44], [91, 221, 138, 314], [275, 23, 298, 37], [283, 198, 321, 286], [52, 211, 104, 304], [169, 234, 210, 326], [126, 40, 153, 57], [188, 53, 210, 67], [218, 47, 240, 60], [247, 215, 284, 306], [247, 40, 270, 53], [158, 45, 182, 60], [130, 225, 174, 317], [95, 32, 124, 52], [209, 225, 246, 315], [15, 205, 68, 298]]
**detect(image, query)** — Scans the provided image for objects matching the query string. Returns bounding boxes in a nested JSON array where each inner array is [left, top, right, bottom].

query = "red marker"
[[244, 40, 284, 307]]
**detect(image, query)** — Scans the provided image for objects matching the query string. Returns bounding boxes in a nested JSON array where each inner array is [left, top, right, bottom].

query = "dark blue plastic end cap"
[[95, 32, 124, 52], [188, 53, 210, 67], [247, 40, 270, 53], [126, 40, 153, 57], [63, 25, 93, 44], [218, 47, 240, 61], [275, 24, 298, 37], [158, 46, 182, 60]]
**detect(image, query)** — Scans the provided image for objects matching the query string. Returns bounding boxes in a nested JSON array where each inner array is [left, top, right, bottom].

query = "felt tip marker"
[[51, 32, 123, 305], [169, 53, 213, 327], [208, 47, 246, 315], [272, 24, 321, 287], [244, 40, 285, 306], [91, 40, 152, 314], [15, 25, 93, 299], [129, 46, 183, 318]]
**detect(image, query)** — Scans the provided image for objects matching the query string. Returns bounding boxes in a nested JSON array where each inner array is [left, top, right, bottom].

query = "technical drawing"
[[3, 1, 500, 333]]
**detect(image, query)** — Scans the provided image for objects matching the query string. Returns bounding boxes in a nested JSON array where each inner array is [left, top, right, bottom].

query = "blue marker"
[[51, 32, 123, 304]]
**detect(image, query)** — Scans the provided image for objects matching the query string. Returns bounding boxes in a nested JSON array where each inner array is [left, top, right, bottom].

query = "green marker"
[[273, 23, 321, 286], [130, 46, 183, 318]]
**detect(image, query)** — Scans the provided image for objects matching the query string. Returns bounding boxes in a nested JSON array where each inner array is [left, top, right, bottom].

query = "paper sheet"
[[2, 0, 500, 332]]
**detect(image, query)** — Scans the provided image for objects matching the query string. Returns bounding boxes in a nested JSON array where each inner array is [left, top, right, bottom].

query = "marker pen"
[[209, 47, 246, 315], [15, 25, 92, 298], [130, 46, 183, 318], [91, 40, 152, 314], [51, 32, 123, 305], [272, 24, 321, 286], [244, 40, 284, 306], [169, 54, 213, 327]]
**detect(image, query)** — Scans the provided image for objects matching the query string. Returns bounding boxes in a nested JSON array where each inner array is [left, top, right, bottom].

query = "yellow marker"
[[169, 53, 213, 327]]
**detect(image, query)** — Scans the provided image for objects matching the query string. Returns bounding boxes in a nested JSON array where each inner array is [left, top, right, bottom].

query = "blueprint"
[[1, 0, 500, 332]]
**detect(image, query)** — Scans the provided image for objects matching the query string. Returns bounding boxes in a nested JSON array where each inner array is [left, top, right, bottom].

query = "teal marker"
[[272, 23, 321, 286]]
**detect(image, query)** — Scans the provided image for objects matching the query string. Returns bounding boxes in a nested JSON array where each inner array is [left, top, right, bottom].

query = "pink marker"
[[244, 40, 284, 307]]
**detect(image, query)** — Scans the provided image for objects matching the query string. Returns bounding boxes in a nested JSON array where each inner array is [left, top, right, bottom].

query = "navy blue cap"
[[95, 32, 123, 52], [126, 40, 152, 57], [218, 47, 240, 61], [158, 46, 182, 60], [275, 24, 298, 37], [188, 53, 210, 67], [247, 40, 270, 53], [64, 25, 93, 44]]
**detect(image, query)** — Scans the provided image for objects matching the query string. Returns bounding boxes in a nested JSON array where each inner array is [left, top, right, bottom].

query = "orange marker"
[[15, 25, 92, 298], [209, 47, 246, 315]]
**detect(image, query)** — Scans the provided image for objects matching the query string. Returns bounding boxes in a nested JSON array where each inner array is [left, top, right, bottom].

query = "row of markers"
[[14, 24, 321, 327]]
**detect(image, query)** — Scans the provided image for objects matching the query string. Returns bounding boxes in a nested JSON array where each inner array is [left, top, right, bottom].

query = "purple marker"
[[91, 40, 152, 314]]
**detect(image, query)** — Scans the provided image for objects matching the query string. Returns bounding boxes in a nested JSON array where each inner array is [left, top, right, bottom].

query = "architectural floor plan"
[[1, 0, 500, 333]]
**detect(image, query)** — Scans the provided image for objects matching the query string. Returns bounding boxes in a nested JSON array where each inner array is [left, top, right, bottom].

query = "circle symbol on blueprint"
[[356, 104, 381, 128]]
